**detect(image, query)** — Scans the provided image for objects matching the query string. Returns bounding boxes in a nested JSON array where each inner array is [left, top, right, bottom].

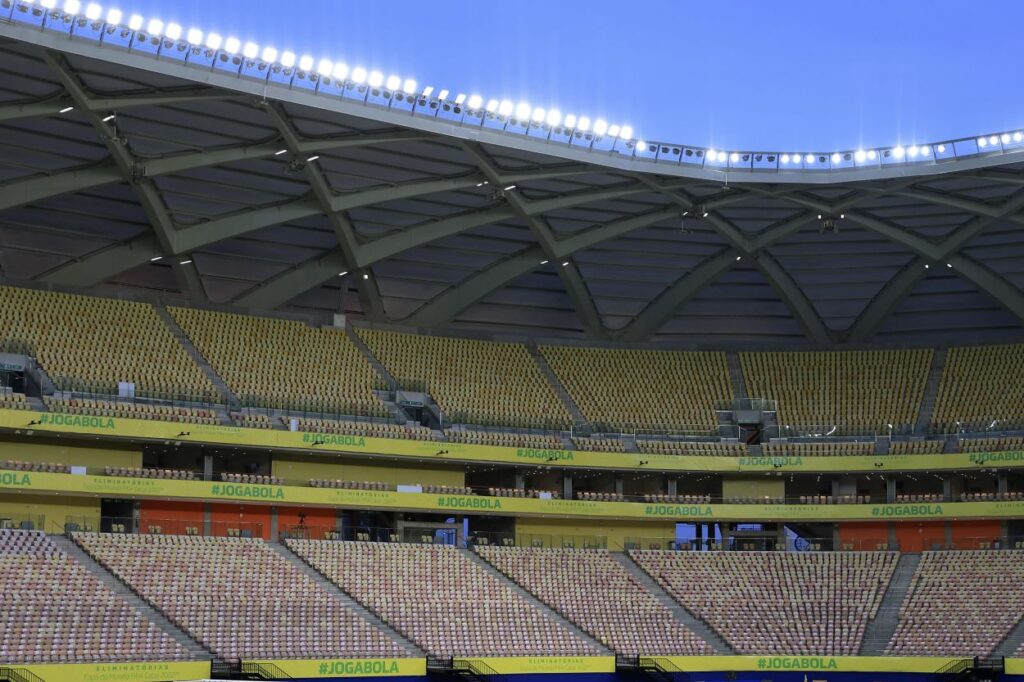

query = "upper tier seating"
[[959, 436, 1024, 453], [220, 473, 282, 486], [541, 346, 730, 432], [572, 437, 627, 452], [740, 350, 931, 432], [762, 441, 875, 457], [933, 345, 1024, 430], [445, 429, 564, 450], [636, 440, 748, 456], [630, 550, 897, 655], [359, 329, 569, 429], [0, 530, 190, 663], [889, 440, 946, 455], [1, 459, 70, 473], [45, 396, 217, 425], [488, 488, 561, 499], [888, 551, 1024, 656], [1, 387, 28, 410], [73, 533, 404, 662], [169, 308, 386, 418], [310, 480, 390, 491], [294, 417, 432, 441], [104, 467, 196, 481], [0, 287, 214, 399], [477, 547, 711, 656], [287, 540, 597, 657]]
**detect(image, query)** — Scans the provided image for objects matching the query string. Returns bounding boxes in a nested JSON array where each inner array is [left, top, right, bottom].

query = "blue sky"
[[113, 0, 1024, 151]]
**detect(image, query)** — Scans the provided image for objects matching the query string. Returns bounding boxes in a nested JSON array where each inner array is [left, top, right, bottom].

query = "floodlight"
[[386, 75, 400, 90], [730, 152, 739, 162], [105, 7, 120, 23], [515, 102, 531, 119], [593, 119, 608, 135], [780, 154, 790, 164], [421, 86, 434, 97], [854, 150, 866, 162], [620, 125, 633, 140], [63, 0, 79, 14], [486, 99, 499, 113], [298, 55, 314, 71], [467, 94, 482, 109], [978, 137, 988, 148], [127, 13, 142, 29], [531, 107, 545, 123], [1002, 133, 1011, 144], [165, 22, 181, 40], [333, 63, 350, 80], [454, 93, 466, 105], [41, 0, 56, 8], [920, 145, 930, 155], [577, 117, 591, 132], [84, 3, 100, 19], [402, 78, 416, 94], [989, 135, 998, 145], [608, 124, 620, 137], [892, 146, 905, 158], [261, 46, 277, 63], [223, 37, 240, 54], [205, 32, 222, 50], [280, 51, 295, 68], [243, 42, 258, 59], [563, 113, 577, 128], [635, 140, 646, 151], [907, 145, 919, 157], [804, 153, 814, 163], [499, 100, 514, 116], [867, 150, 877, 160], [546, 109, 561, 126], [186, 28, 202, 44], [437, 89, 449, 100], [936, 144, 946, 153], [351, 67, 367, 84], [830, 152, 841, 163], [368, 71, 383, 87], [316, 59, 333, 76], [146, 18, 162, 36]]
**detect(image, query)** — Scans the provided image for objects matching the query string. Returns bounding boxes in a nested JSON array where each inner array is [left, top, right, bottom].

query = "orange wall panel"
[[278, 506, 337, 540], [838, 522, 889, 551], [894, 521, 945, 552], [209, 503, 271, 540], [139, 500, 203, 536], [950, 520, 1002, 549]]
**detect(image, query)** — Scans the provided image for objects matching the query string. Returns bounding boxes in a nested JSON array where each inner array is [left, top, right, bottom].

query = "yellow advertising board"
[[1005, 659, 1024, 675], [456, 656, 616, 675], [245, 658, 426, 678], [644, 656, 962, 673], [4, 468, 1024, 522], [7, 660, 211, 682], [1, 408, 1020, 474]]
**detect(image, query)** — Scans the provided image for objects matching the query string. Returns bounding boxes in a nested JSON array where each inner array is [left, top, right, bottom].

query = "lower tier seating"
[[762, 441, 875, 456], [572, 437, 627, 452], [444, 429, 564, 450], [476, 547, 711, 656], [293, 417, 433, 441], [888, 551, 1024, 656], [960, 436, 1024, 453], [636, 440, 748, 456], [286, 540, 597, 657], [889, 440, 946, 455], [73, 533, 404, 662], [0, 530, 190, 663], [0, 388, 28, 410], [630, 550, 897, 655]]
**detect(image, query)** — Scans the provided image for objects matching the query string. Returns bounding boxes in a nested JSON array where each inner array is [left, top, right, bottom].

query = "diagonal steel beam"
[[40, 50, 205, 299], [0, 87, 231, 123], [461, 142, 607, 338], [846, 188, 1024, 342], [233, 250, 349, 309]]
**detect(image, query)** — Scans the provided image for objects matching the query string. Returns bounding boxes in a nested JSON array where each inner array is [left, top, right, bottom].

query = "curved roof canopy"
[[1, 22, 1024, 347]]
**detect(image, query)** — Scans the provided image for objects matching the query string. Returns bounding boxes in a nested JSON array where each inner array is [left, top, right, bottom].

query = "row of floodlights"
[[8, 0, 635, 141], [10, 0, 1024, 169]]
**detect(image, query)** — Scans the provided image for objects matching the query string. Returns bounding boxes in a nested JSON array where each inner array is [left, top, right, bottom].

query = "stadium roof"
[[2, 19, 1024, 347]]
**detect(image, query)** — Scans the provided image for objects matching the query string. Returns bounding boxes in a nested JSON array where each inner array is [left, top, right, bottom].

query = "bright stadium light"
[[204, 32, 222, 50], [280, 51, 295, 68], [780, 154, 790, 164], [127, 13, 142, 30], [920, 145, 931, 155], [421, 86, 434, 97], [41, 0, 57, 8], [577, 116, 591, 132], [402, 78, 416, 94], [298, 55, 314, 71], [608, 124, 620, 137], [498, 100, 514, 117], [165, 23, 181, 40], [635, 140, 646, 151], [467, 94, 483, 109], [620, 125, 633, 140], [242, 42, 258, 59], [854, 150, 866, 162], [316, 59, 333, 76], [936, 144, 946, 153], [1002, 133, 1011, 144], [1015, 132, 1024, 142], [386, 75, 401, 91], [105, 7, 121, 23], [730, 152, 740, 162], [261, 46, 277, 63], [146, 18, 162, 36], [907, 145, 919, 157], [593, 119, 608, 135], [486, 99, 499, 113], [564, 114, 577, 128], [223, 37, 240, 54], [989, 135, 999, 145], [84, 3, 100, 20], [186, 27, 202, 44], [831, 152, 841, 163], [531, 107, 546, 123], [351, 67, 367, 84], [892, 146, 905, 158], [546, 109, 562, 126], [334, 63, 350, 81], [454, 93, 467, 105], [867, 150, 877, 160], [437, 89, 449, 100], [515, 102, 531, 119], [63, 0, 80, 14], [368, 71, 384, 87], [978, 137, 988, 148]]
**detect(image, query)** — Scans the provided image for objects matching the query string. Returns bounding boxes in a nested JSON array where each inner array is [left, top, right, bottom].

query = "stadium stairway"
[[463, 548, 612, 655], [51, 535, 213, 661], [915, 347, 947, 433], [153, 303, 239, 414], [345, 326, 416, 425], [610, 552, 733, 654], [526, 343, 591, 433], [859, 552, 920, 655], [994, 613, 1024, 658], [725, 352, 749, 401], [271, 541, 424, 657]]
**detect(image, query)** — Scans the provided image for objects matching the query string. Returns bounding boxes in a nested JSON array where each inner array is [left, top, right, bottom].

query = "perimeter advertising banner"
[[643, 656, 962, 673], [454, 656, 616, 675], [5, 468, 1024, 522], [244, 658, 426, 678], [4, 660, 212, 682], [1, 408, 1020, 474]]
